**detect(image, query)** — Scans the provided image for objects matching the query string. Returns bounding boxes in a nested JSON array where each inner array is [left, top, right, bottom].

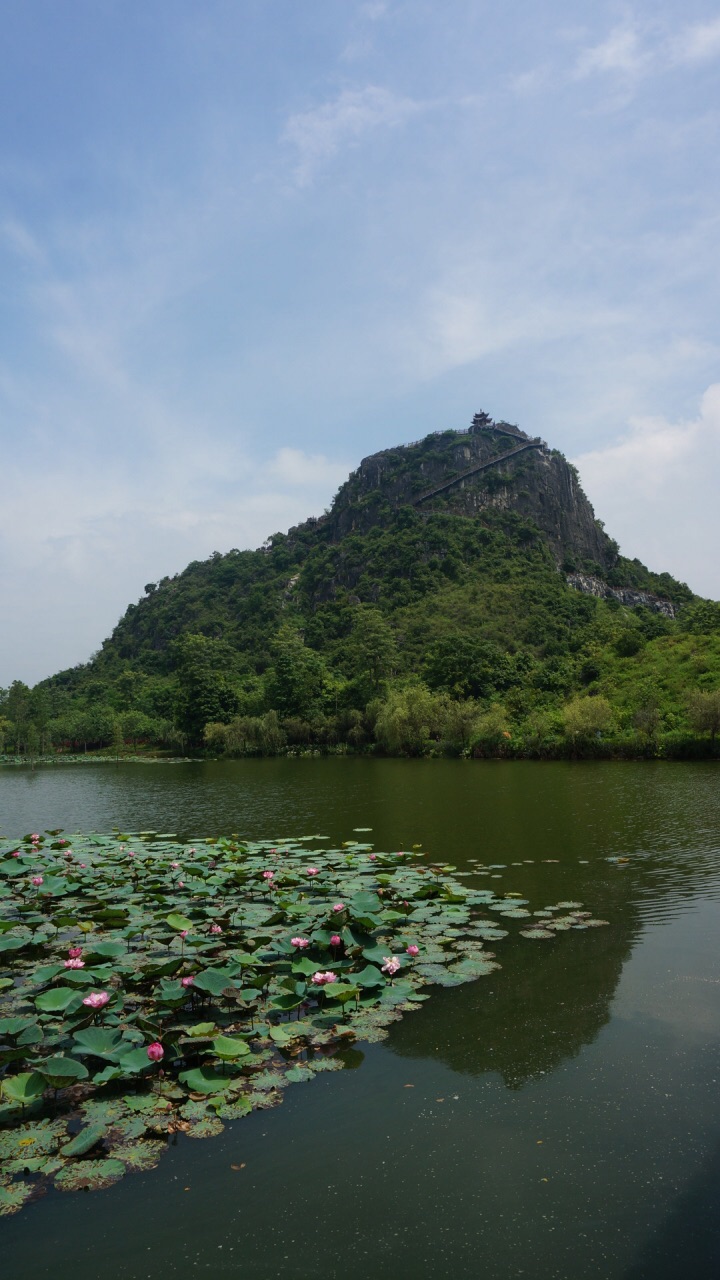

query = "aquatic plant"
[[0, 828, 607, 1214]]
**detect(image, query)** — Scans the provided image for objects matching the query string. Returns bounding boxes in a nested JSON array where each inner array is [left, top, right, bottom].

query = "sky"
[[1, 0, 719, 686]]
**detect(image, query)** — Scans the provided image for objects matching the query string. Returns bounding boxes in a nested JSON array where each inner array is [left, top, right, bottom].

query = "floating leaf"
[[55, 1158, 126, 1192]]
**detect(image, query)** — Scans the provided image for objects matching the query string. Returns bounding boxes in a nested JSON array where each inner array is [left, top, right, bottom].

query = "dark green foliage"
[[1, 419, 717, 761]]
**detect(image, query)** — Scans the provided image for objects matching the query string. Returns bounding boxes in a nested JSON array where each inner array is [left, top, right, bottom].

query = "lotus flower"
[[181, 975, 195, 988], [82, 991, 110, 1009], [330, 934, 341, 947], [209, 923, 223, 935], [147, 1041, 164, 1062], [68, 946, 83, 959], [170, 861, 180, 870], [311, 970, 338, 985], [406, 944, 420, 957], [178, 880, 185, 888], [30, 833, 40, 842], [127, 851, 135, 858], [382, 956, 401, 976], [64, 958, 85, 969], [332, 903, 345, 913], [11, 850, 20, 858], [291, 937, 310, 948], [369, 853, 377, 861], [179, 929, 188, 939], [262, 870, 275, 881], [31, 875, 43, 886], [307, 867, 319, 877]]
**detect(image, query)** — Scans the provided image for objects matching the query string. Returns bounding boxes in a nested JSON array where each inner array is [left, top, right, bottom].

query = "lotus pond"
[[1, 757, 720, 1279], [0, 824, 609, 1213]]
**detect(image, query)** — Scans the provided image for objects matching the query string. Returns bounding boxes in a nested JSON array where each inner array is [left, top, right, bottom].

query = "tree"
[[343, 606, 397, 697], [374, 685, 443, 755], [423, 637, 514, 700], [264, 626, 327, 719], [563, 695, 613, 741], [633, 699, 661, 743], [688, 690, 720, 743], [173, 634, 240, 745]]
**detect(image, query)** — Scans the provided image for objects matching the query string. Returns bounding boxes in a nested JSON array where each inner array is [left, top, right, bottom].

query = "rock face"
[[566, 573, 676, 618], [320, 415, 617, 572]]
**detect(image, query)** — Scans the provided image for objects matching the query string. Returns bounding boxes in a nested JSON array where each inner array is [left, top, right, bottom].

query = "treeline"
[[204, 686, 720, 759]]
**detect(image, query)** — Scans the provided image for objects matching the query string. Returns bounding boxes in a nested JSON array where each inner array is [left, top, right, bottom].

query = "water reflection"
[[2, 759, 720, 1278]]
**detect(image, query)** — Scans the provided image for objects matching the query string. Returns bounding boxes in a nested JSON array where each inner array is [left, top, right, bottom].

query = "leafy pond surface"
[[0, 828, 607, 1215]]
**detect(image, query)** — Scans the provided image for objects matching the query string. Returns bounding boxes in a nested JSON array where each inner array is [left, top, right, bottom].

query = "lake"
[[1, 758, 719, 1278]]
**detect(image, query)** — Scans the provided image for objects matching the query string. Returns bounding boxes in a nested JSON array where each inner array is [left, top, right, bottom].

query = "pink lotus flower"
[[58, 839, 68, 846], [406, 944, 419, 957], [63, 851, 72, 859], [178, 880, 185, 888], [82, 991, 110, 1009], [382, 956, 401, 976], [291, 937, 310, 949], [170, 861, 179, 870], [369, 853, 377, 861], [79, 863, 86, 868], [189, 848, 196, 854], [31, 875, 43, 886], [64, 957, 85, 969], [68, 946, 83, 959], [332, 903, 345, 913], [11, 850, 20, 858], [147, 1041, 164, 1062], [311, 970, 338, 985], [179, 929, 188, 939], [30, 833, 40, 842], [127, 851, 135, 858], [262, 870, 275, 881], [307, 867, 319, 877], [209, 923, 223, 935], [330, 934, 341, 947], [181, 975, 195, 988]]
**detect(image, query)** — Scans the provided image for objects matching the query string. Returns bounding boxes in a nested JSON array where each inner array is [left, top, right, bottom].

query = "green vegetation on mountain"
[[2, 415, 719, 760]]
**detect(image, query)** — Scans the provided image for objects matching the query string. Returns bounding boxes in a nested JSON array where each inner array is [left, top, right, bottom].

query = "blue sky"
[[2, 0, 719, 684]]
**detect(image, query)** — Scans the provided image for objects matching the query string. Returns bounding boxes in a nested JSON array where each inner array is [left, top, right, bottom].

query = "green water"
[[1, 758, 719, 1278]]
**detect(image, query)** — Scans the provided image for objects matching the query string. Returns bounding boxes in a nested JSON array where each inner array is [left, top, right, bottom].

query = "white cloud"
[[669, 16, 720, 64], [0, 443, 352, 686], [283, 85, 424, 185], [574, 384, 720, 598], [573, 15, 720, 85], [574, 23, 648, 78], [265, 447, 348, 489]]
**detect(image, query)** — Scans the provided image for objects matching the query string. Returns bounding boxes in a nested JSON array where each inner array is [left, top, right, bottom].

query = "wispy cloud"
[[668, 16, 720, 64], [574, 384, 720, 597], [573, 14, 720, 84], [283, 85, 425, 185], [574, 23, 649, 79]]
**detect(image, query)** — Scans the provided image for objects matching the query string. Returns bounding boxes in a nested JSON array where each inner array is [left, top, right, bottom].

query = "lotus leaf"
[[35, 1056, 90, 1088], [35, 987, 83, 1014], [112, 1140, 165, 1171], [60, 1123, 107, 1156], [178, 1066, 233, 1094], [0, 1180, 34, 1216], [1, 1072, 46, 1107], [72, 1028, 128, 1060], [212, 1035, 251, 1061], [55, 1158, 126, 1192]]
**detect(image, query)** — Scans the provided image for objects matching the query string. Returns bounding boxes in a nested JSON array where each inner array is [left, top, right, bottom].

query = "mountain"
[[2, 412, 719, 759]]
